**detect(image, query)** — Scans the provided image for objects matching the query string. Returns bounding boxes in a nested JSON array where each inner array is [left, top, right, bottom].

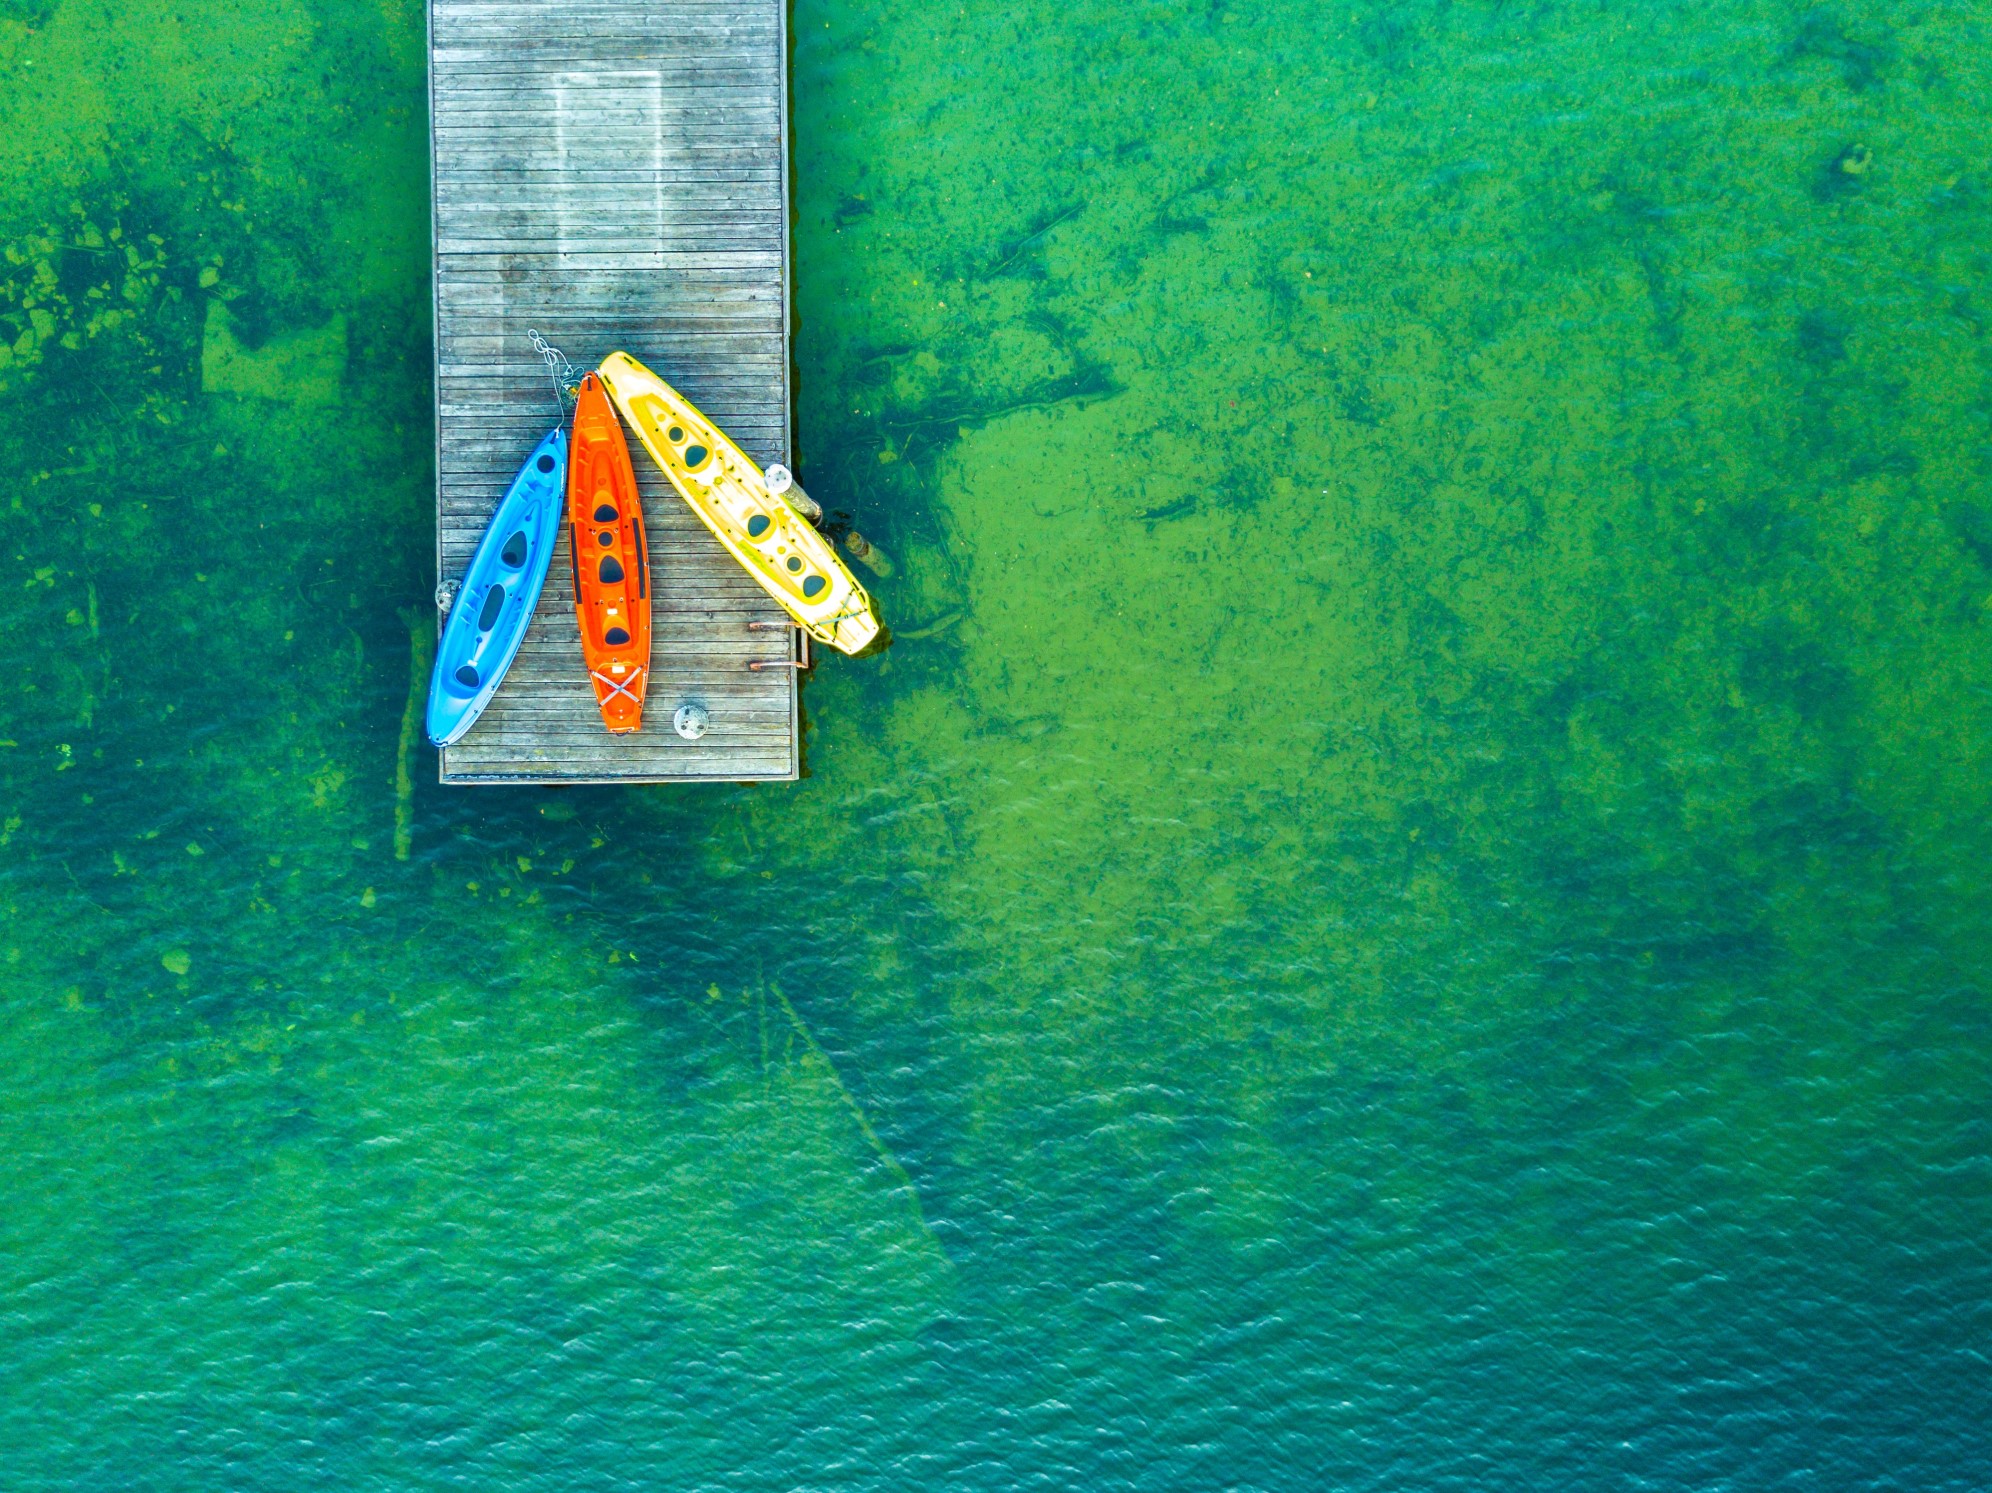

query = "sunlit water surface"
[[2, 0, 1989, 1486]]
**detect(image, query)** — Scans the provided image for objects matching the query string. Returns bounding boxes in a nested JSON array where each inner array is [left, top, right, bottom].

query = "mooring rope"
[[527, 328, 582, 421]]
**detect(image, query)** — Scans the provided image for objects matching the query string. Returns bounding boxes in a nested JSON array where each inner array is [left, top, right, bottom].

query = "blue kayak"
[[426, 428, 566, 746]]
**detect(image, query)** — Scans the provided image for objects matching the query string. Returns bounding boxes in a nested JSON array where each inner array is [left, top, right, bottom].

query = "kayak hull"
[[568, 373, 652, 733], [426, 428, 566, 747], [596, 351, 880, 654]]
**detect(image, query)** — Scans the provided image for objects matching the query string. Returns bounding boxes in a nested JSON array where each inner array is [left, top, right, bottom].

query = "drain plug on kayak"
[[673, 704, 710, 740]]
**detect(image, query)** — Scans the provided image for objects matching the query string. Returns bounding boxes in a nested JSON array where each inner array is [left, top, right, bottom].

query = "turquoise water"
[[4, 0, 1991, 1484]]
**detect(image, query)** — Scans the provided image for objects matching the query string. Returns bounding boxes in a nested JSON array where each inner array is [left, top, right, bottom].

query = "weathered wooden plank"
[[432, 80, 778, 103], [433, 27, 779, 49], [433, 0, 775, 14], [433, 33, 779, 50], [432, 92, 780, 115], [436, 237, 777, 259], [434, 12, 777, 30], [431, 144, 781, 166], [434, 181, 782, 205], [433, 0, 776, 14], [436, 257, 778, 278], [437, 248, 781, 269], [431, 69, 779, 90], [431, 0, 797, 786], [434, 210, 782, 236], [439, 334, 780, 356], [442, 767, 794, 786], [448, 736, 791, 758], [434, 181, 780, 207], [434, 26, 779, 48], [442, 754, 792, 776], [433, 124, 779, 148]]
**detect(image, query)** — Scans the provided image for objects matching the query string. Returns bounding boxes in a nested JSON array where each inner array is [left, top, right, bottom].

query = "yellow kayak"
[[597, 352, 881, 655]]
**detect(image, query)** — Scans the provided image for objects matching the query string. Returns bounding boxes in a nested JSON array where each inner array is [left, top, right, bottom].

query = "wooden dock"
[[428, 0, 800, 784]]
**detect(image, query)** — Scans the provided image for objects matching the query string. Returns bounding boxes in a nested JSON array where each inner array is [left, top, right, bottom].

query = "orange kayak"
[[567, 372, 652, 732]]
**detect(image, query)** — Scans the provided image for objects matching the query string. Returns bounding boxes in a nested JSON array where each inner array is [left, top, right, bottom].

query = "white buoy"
[[673, 703, 711, 740]]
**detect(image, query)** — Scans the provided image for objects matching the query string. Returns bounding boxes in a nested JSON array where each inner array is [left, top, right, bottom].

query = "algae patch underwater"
[[757, 0, 1992, 1472]]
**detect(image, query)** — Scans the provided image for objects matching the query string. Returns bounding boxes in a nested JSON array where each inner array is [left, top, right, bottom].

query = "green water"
[[3, 0, 1990, 1484]]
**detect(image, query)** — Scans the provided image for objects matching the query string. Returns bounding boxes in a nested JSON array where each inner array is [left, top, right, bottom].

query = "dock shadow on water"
[[2, 0, 1991, 1487]]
